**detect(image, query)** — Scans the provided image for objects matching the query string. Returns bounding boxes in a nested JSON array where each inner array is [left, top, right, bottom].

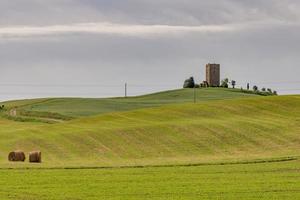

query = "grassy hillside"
[[0, 95, 299, 168], [2, 88, 259, 119], [0, 90, 299, 199]]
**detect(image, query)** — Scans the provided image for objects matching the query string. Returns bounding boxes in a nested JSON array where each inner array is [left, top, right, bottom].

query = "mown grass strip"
[[2, 156, 298, 171]]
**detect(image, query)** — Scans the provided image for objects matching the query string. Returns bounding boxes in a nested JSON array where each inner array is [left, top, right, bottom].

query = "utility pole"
[[194, 87, 196, 103], [125, 83, 127, 98]]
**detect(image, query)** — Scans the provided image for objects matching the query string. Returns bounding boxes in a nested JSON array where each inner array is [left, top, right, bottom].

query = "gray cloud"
[[1, 0, 300, 26], [0, 0, 299, 100], [0, 22, 236, 39]]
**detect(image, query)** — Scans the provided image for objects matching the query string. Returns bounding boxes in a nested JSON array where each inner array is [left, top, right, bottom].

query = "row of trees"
[[221, 78, 278, 95], [221, 78, 277, 95], [220, 78, 236, 88], [183, 77, 277, 95], [183, 77, 237, 89], [252, 86, 277, 95]]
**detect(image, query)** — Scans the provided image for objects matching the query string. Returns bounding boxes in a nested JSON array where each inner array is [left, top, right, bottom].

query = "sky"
[[0, 0, 300, 101]]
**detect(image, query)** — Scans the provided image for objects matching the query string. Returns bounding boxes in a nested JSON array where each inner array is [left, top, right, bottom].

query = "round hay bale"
[[29, 151, 42, 163], [8, 151, 26, 162], [8, 152, 15, 161]]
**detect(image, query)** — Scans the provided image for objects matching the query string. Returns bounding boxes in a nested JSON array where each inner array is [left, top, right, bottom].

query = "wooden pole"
[[194, 87, 196, 103]]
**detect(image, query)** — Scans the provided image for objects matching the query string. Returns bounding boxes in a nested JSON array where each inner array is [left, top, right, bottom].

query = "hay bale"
[[8, 151, 26, 162], [29, 151, 42, 163]]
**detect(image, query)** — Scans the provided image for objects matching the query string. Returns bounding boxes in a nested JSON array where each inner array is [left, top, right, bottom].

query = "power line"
[[237, 81, 300, 85], [278, 88, 300, 91], [0, 83, 180, 88], [0, 84, 124, 87], [0, 84, 298, 88]]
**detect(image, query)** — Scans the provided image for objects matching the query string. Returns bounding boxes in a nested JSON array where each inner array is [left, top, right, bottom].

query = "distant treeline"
[[183, 77, 278, 96]]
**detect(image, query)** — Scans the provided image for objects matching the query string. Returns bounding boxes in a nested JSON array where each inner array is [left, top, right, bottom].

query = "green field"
[[0, 88, 299, 199], [0, 161, 299, 200], [4, 88, 257, 118]]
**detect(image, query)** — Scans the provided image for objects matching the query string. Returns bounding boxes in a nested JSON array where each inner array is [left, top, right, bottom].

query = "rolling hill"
[[2, 88, 258, 120], [0, 89, 298, 168], [0, 88, 299, 199]]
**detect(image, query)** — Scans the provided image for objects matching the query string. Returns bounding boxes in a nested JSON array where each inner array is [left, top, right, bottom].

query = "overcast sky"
[[0, 0, 299, 101]]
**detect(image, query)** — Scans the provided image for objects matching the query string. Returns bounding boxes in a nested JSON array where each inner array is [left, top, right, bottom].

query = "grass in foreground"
[[0, 160, 299, 200]]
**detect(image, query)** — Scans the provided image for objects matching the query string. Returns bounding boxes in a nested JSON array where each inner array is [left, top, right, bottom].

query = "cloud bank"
[[0, 22, 237, 39]]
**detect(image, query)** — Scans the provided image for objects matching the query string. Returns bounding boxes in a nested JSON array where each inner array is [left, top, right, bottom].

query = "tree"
[[253, 85, 258, 92], [262, 88, 266, 92], [183, 77, 195, 88], [231, 80, 236, 89], [273, 91, 278, 95], [267, 88, 272, 93], [221, 78, 229, 88]]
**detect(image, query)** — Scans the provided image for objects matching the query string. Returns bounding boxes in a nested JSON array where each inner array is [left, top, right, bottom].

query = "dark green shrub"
[[183, 77, 195, 88], [231, 80, 236, 89], [267, 88, 272, 93], [253, 85, 258, 92], [221, 78, 229, 88]]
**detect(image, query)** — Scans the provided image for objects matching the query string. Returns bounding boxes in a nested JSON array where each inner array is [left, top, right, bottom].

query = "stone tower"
[[206, 63, 220, 87]]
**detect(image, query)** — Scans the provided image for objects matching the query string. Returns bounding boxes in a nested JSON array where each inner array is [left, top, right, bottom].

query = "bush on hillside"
[[221, 78, 229, 88], [267, 88, 272, 93], [183, 77, 195, 88], [231, 80, 236, 89], [253, 85, 258, 92]]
